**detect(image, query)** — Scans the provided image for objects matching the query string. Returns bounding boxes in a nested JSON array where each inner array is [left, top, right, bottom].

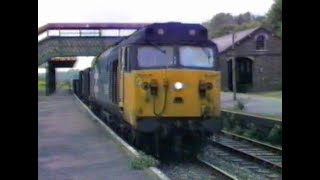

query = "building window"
[[256, 35, 266, 50]]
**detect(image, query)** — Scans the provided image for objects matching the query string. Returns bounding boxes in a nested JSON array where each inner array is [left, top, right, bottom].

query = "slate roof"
[[212, 27, 260, 53]]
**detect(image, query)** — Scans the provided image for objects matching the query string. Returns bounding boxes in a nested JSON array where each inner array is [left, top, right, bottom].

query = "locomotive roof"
[[91, 22, 218, 66], [116, 22, 216, 47]]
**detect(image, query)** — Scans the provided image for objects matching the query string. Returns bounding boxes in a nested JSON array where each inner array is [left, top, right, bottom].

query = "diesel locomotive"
[[73, 22, 222, 156]]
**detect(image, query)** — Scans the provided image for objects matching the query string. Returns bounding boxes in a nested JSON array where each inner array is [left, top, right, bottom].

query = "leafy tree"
[[203, 12, 264, 38], [236, 12, 253, 25], [236, 21, 262, 31], [266, 0, 282, 37], [210, 13, 235, 28], [214, 24, 237, 37], [254, 15, 267, 22], [202, 1, 282, 38]]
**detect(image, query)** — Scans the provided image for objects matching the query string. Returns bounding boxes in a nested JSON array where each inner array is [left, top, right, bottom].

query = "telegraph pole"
[[232, 31, 237, 100]]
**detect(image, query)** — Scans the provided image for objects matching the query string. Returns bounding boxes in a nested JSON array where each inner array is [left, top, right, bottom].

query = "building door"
[[227, 57, 253, 92]]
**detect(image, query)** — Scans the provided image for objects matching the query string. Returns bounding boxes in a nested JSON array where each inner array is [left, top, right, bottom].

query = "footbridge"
[[38, 23, 148, 95]]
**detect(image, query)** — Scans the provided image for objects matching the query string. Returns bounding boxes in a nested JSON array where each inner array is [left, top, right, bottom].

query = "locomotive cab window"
[[137, 46, 175, 68], [179, 46, 214, 68]]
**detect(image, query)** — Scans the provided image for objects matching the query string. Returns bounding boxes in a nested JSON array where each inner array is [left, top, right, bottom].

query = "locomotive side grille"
[[111, 61, 119, 104], [112, 63, 116, 103]]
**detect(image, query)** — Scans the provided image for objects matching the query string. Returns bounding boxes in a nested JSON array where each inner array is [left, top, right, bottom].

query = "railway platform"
[[221, 92, 282, 119], [38, 90, 158, 180]]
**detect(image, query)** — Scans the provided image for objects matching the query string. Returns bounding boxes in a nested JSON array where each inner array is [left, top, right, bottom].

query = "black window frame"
[[256, 35, 266, 50], [131, 45, 218, 71]]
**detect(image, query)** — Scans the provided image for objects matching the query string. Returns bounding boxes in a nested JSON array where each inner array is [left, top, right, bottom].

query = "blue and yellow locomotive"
[[74, 22, 222, 156]]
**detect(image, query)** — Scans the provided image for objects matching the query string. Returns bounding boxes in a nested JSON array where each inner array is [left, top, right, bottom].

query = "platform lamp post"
[[231, 31, 237, 101]]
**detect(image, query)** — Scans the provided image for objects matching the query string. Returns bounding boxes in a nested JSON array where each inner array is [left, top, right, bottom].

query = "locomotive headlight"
[[189, 29, 196, 36], [174, 82, 184, 90], [157, 28, 165, 35]]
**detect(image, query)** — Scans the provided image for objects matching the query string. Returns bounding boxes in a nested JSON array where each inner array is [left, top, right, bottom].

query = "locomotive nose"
[[134, 70, 220, 118]]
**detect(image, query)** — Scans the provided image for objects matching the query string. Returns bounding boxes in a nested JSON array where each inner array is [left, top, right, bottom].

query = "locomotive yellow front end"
[[133, 69, 221, 122], [134, 70, 220, 118], [122, 45, 222, 135]]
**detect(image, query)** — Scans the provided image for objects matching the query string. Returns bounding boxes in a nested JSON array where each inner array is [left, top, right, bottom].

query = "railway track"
[[159, 158, 234, 180], [196, 130, 282, 180], [197, 157, 238, 180], [211, 131, 282, 170]]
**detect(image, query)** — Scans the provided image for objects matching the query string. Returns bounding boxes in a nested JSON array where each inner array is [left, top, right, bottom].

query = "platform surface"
[[221, 92, 282, 119], [38, 90, 156, 180]]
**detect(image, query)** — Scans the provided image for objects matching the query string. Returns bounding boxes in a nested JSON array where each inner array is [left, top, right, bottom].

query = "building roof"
[[212, 27, 260, 53]]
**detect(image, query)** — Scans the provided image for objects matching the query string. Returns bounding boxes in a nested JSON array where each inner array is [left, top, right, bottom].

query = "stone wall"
[[217, 28, 282, 92]]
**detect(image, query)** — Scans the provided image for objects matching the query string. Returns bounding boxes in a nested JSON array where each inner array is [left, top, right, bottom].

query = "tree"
[[236, 12, 253, 25], [236, 21, 262, 31], [266, 0, 282, 37], [210, 13, 235, 28], [254, 15, 267, 23], [203, 12, 264, 38], [214, 24, 237, 37]]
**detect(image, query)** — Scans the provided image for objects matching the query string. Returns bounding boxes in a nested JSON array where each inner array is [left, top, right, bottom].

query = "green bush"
[[223, 117, 235, 131], [242, 123, 258, 138], [267, 125, 282, 145], [274, 84, 282, 91], [58, 82, 70, 90], [233, 125, 244, 135], [130, 151, 159, 170], [38, 80, 45, 90]]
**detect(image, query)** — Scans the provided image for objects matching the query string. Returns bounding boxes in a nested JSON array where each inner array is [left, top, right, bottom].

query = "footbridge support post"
[[45, 62, 56, 96]]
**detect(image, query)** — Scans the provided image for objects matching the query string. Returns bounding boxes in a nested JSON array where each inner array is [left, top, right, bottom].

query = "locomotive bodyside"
[[72, 79, 80, 95], [81, 68, 91, 103], [78, 70, 84, 98]]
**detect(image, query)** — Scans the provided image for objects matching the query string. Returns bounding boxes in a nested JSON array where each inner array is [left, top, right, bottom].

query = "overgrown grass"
[[267, 124, 282, 145], [130, 151, 159, 170], [38, 80, 70, 91], [253, 91, 282, 99], [224, 108, 282, 120], [223, 117, 282, 147], [57, 82, 70, 90], [222, 91, 282, 99], [38, 80, 45, 90]]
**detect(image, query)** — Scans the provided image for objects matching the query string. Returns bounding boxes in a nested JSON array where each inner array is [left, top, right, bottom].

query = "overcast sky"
[[38, 0, 273, 27], [38, 0, 274, 72]]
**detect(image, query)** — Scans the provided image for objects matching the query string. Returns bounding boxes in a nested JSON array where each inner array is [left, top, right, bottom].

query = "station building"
[[212, 27, 282, 92]]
